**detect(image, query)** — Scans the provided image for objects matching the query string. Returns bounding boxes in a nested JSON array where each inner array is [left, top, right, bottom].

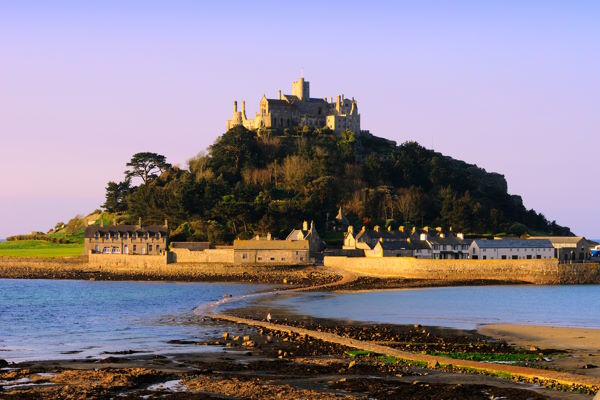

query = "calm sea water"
[[0, 279, 271, 362], [264, 285, 600, 330]]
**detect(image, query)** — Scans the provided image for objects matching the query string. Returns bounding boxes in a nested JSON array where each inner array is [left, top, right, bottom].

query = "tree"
[[125, 152, 171, 184], [103, 178, 132, 212]]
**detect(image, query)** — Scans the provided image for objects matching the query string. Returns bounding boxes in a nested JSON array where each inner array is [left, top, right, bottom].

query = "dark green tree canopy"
[[103, 127, 571, 243], [125, 152, 172, 184]]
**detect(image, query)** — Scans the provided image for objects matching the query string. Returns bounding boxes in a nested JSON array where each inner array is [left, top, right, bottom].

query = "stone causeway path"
[[211, 267, 600, 392]]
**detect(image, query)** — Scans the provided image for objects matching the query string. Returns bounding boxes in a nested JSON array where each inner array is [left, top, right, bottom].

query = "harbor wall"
[[323, 257, 600, 284], [170, 248, 234, 263]]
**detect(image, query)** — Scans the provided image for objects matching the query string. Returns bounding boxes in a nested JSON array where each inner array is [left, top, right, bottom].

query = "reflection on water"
[[264, 285, 600, 330], [0, 279, 271, 362]]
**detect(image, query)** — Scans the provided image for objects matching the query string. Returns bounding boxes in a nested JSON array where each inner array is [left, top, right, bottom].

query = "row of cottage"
[[84, 217, 592, 265]]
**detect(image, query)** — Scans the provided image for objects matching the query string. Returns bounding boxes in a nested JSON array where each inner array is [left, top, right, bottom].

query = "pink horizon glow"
[[1, 1, 598, 238]]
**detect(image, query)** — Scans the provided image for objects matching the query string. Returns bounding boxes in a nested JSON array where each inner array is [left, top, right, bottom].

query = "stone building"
[[233, 221, 324, 265], [233, 239, 310, 265], [343, 225, 470, 259], [527, 236, 589, 262], [469, 239, 554, 260], [84, 220, 169, 255], [226, 76, 360, 134], [286, 220, 324, 256]]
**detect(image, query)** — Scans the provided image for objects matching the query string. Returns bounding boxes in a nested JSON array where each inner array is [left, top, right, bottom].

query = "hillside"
[[102, 126, 571, 243]]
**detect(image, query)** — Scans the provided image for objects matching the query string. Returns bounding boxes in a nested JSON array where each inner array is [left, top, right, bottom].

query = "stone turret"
[[292, 76, 310, 101]]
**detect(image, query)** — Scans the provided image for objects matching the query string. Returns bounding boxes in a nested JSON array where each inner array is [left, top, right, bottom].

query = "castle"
[[226, 76, 360, 134]]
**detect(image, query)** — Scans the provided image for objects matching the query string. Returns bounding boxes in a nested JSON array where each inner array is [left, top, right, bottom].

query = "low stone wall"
[[323, 256, 600, 284], [89, 254, 168, 268], [0, 257, 334, 284], [170, 248, 234, 263]]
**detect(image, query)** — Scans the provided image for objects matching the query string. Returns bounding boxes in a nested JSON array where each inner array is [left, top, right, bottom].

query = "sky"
[[1, 1, 599, 239]]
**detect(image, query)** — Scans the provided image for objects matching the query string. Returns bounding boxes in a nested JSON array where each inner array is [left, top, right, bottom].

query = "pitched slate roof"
[[528, 236, 584, 246], [473, 239, 553, 249], [233, 239, 309, 251], [170, 242, 211, 251], [84, 225, 168, 238]]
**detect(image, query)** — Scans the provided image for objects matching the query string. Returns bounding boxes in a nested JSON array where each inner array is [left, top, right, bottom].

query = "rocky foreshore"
[[1, 315, 593, 399]]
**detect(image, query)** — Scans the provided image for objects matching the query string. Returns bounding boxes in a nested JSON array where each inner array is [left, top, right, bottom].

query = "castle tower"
[[292, 77, 310, 101], [226, 100, 244, 130]]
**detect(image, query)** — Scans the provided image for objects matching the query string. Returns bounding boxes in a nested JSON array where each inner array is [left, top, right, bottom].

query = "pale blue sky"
[[1, 1, 598, 238]]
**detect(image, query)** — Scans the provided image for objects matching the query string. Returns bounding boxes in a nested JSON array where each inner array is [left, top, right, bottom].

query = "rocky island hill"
[[100, 125, 570, 244]]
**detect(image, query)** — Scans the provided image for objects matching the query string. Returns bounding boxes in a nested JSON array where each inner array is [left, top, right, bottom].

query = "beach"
[[1, 275, 600, 399]]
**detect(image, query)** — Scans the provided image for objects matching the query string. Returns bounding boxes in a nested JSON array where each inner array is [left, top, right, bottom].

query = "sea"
[[0, 279, 271, 362], [265, 285, 600, 330], [2, 279, 600, 363]]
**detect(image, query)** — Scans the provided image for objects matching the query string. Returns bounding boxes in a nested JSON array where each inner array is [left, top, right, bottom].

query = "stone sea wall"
[[170, 248, 234, 263], [323, 256, 600, 284], [0, 256, 333, 284]]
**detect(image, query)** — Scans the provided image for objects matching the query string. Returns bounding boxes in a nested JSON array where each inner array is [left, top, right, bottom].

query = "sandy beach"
[[480, 324, 600, 378]]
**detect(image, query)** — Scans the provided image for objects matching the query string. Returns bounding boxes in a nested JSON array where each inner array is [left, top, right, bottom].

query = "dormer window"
[[123, 233, 128, 239], [132, 232, 137, 239]]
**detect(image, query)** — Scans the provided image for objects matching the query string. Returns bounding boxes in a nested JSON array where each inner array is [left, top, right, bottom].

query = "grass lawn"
[[0, 240, 84, 258]]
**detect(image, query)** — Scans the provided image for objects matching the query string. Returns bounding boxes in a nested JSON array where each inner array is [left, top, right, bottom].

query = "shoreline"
[[2, 264, 600, 397], [2, 314, 597, 399]]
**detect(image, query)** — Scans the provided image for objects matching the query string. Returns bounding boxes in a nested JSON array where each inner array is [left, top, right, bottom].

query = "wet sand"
[[480, 324, 600, 378], [1, 318, 593, 399]]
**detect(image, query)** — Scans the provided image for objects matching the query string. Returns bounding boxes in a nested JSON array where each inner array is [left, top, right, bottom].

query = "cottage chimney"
[[310, 221, 314, 231], [374, 225, 380, 232], [137, 217, 142, 229], [361, 226, 366, 232], [278, 90, 282, 100], [330, 97, 333, 103], [399, 226, 405, 233], [302, 221, 308, 231], [164, 218, 168, 228], [242, 100, 246, 113], [267, 232, 272, 240], [100, 219, 104, 227], [233, 101, 238, 113], [348, 225, 354, 234], [411, 226, 416, 234], [436, 226, 442, 232], [387, 225, 392, 232], [423, 226, 429, 232]]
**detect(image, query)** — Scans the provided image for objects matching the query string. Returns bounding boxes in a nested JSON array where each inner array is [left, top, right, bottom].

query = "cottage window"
[[257, 256, 263, 261], [148, 244, 153, 252], [242, 253, 248, 260], [133, 245, 137, 252], [270, 257, 275, 261]]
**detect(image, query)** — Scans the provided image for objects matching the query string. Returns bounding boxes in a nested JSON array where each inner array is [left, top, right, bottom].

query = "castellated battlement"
[[226, 76, 360, 134]]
